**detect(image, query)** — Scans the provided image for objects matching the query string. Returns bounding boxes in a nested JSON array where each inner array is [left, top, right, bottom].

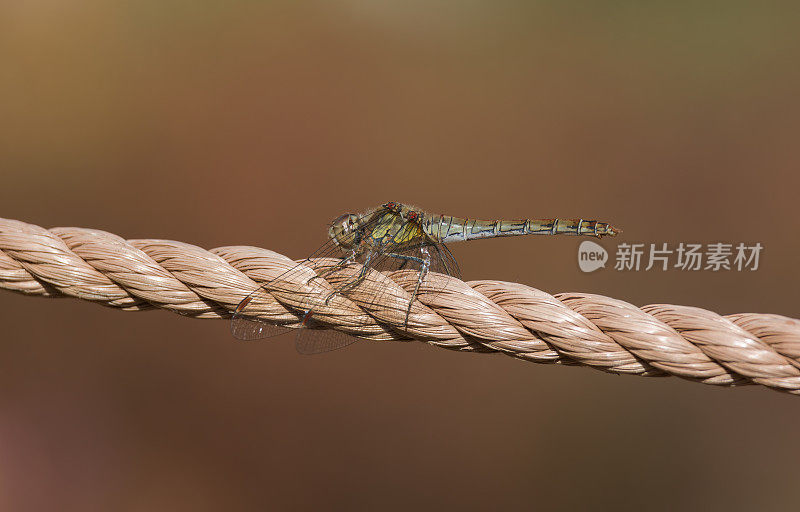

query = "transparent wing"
[[420, 241, 461, 280], [294, 321, 359, 355], [230, 236, 347, 341], [348, 221, 462, 331], [231, 209, 391, 354], [371, 218, 462, 279]]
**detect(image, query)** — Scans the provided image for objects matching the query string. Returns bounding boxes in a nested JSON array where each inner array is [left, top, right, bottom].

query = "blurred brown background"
[[1, 1, 799, 511]]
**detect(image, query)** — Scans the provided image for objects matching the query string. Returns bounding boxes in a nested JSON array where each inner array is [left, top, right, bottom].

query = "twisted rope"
[[1, 217, 798, 395]]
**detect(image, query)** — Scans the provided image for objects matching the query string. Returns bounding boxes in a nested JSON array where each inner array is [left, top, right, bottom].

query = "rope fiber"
[[1, 217, 798, 395]]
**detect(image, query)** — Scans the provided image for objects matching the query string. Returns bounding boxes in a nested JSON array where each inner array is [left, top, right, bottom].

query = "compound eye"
[[332, 213, 351, 224], [331, 213, 356, 230]]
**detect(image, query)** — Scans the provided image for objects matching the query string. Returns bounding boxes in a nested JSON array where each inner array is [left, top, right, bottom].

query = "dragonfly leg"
[[323, 250, 374, 305], [324, 270, 369, 304], [308, 245, 362, 287], [386, 253, 425, 266], [386, 250, 430, 329]]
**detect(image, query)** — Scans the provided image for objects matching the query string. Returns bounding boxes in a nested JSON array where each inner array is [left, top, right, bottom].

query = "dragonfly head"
[[328, 213, 361, 249]]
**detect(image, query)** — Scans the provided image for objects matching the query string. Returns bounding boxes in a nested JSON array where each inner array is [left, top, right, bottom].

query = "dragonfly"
[[231, 201, 621, 354]]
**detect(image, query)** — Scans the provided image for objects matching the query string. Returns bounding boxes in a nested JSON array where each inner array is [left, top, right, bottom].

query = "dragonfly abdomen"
[[424, 215, 620, 243]]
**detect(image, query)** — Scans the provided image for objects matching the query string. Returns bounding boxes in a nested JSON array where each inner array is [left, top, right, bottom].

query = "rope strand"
[[2, 217, 798, 394]]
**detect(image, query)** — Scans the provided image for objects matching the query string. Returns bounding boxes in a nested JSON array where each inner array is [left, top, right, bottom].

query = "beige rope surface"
[[1, 217, 799, 395]]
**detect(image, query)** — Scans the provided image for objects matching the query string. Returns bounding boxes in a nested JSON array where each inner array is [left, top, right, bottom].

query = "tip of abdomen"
[[596, 222, 622, 237]]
